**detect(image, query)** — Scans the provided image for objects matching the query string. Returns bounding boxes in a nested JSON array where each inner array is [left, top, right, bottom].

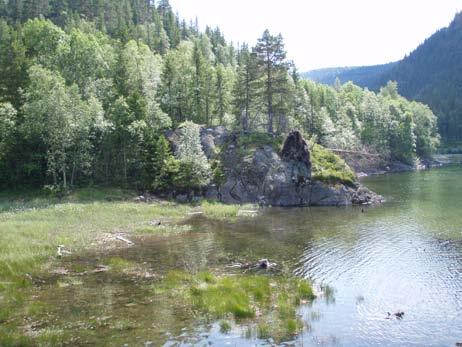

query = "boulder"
[[280, 130, 311, 173]]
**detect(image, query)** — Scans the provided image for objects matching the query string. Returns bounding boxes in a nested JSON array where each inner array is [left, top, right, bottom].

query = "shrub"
[[310, 143, 356, 186]]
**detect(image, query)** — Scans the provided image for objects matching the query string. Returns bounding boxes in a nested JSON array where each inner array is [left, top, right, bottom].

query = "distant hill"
[[304, 12, 462, 142], [302, 63, 396, 88]]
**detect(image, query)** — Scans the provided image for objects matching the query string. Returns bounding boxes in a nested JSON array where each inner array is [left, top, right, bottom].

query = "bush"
[[310, 143, 356, 186], [171, 121, 212, 194]]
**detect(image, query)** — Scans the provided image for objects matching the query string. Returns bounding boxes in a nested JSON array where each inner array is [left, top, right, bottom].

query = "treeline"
[[0, 0, 440, 190], [305, 12, 462, 143]]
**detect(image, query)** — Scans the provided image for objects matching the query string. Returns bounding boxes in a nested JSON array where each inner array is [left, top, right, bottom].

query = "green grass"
[[0, 188, 247, 287], [0, 187, 312, 345], [104, 257, 138, 273], [153, 271, 316, 342], [0, 198, 190, 284], [237, 132, 284, 152], [219, 320, 232, 333], [0, 187, 249, 345], [200, 200, 241, 219], [0, 186, 135, 212], [311, 143, 356, 186]]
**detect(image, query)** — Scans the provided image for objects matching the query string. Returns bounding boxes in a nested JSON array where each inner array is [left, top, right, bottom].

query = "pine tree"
[[253, 30, 289, 134], [234, 44, 258, 132]]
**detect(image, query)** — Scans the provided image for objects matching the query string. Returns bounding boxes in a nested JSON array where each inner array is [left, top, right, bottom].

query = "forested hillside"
[[305, 12, 462, 143], [303, 63, 396, 87], [0, 0, 440, 191]]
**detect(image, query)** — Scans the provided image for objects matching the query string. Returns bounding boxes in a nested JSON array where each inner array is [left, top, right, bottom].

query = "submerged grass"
[[0, 197, 189, 284], [0, 187, 246, 344], [154, 271, 315, 342], [0, 187, 248, 285], [0, 187, 303, 345]]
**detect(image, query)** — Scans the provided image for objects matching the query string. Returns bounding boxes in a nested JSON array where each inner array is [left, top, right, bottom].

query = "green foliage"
[[311, 143, 356, 186], [253, 30, 290, 134], [171, 121, 211, 194], [299, 79, 439, 163], [149, 135, 176, 191], [0, 6, 440, 190], [211, 159, 226, 186], [0, 102, 16, 160], [22, 65, 100, 188], [237, 132, 283, 152]]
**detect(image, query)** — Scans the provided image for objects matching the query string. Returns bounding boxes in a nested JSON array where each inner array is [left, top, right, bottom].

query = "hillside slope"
[[303, 63, 395, 88], [304, 12, 462, 142]]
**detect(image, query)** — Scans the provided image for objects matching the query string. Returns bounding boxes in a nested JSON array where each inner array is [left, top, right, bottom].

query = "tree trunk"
[[123, 145, 127, 183], [62, 164, 67, 189], [70, 162, 76, 187], [266, 58, 273, 134]]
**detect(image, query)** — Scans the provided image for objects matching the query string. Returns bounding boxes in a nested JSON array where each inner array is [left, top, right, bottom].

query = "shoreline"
[[352, 154, 462, 178]]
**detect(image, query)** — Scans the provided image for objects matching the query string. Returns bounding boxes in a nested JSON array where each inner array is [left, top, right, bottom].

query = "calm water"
[[31, 166, 462, 346]]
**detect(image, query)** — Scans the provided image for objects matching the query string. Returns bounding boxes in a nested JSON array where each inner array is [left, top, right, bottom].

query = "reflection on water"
[[31, 166, 462, 346]]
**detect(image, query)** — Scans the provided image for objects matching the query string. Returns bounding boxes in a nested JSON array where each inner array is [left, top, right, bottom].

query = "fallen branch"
[[328, 148, 382, 157], [115, 235, 134, 246], [56, 245, 73, 258]]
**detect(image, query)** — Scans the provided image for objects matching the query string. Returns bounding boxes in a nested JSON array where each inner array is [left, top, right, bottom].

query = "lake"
[[29, 165, 462, 346]]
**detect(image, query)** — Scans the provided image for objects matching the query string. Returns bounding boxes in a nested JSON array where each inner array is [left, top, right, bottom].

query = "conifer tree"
[[253, 30, 289, 134]]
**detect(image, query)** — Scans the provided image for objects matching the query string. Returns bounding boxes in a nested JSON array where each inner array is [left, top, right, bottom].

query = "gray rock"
[[212, 130, 382, 207], [168, 127, 382, 207]]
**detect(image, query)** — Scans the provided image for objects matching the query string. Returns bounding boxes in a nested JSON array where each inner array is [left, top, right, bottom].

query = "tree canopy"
[[0, 0, 440, 190]]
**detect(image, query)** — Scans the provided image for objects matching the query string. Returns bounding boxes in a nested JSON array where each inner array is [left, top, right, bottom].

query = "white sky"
[[169, 0, 462, 71]]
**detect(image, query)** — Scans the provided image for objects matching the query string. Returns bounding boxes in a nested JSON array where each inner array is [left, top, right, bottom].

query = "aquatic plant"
[[153, 271, 316, 343]]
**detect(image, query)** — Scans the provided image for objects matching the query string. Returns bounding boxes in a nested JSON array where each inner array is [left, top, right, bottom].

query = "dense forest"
[[303, 63, 396, 89], [305, 12, 462, 143], [0, 0, 440, 192]]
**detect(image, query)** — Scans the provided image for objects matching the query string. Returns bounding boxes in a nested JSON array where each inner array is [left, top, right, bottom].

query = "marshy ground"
[[0, 188, 320, 346]]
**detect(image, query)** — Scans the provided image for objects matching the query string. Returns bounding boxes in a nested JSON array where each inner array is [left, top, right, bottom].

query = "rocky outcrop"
[[166, 126, 382, 206], [204, 130, 382, 206]]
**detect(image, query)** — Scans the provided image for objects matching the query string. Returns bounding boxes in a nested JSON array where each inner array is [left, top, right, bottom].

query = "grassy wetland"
[[0, 187, 319, 346]]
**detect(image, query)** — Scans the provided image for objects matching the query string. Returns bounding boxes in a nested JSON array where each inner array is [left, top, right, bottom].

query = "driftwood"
[[56, 245, 73, 258], [115, 235, 134, 246], [92, 265, 109, 273], [386, 311, 405, 320]]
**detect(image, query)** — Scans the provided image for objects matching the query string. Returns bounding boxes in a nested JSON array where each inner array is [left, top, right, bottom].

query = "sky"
[[169, 0, 461, 71]]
